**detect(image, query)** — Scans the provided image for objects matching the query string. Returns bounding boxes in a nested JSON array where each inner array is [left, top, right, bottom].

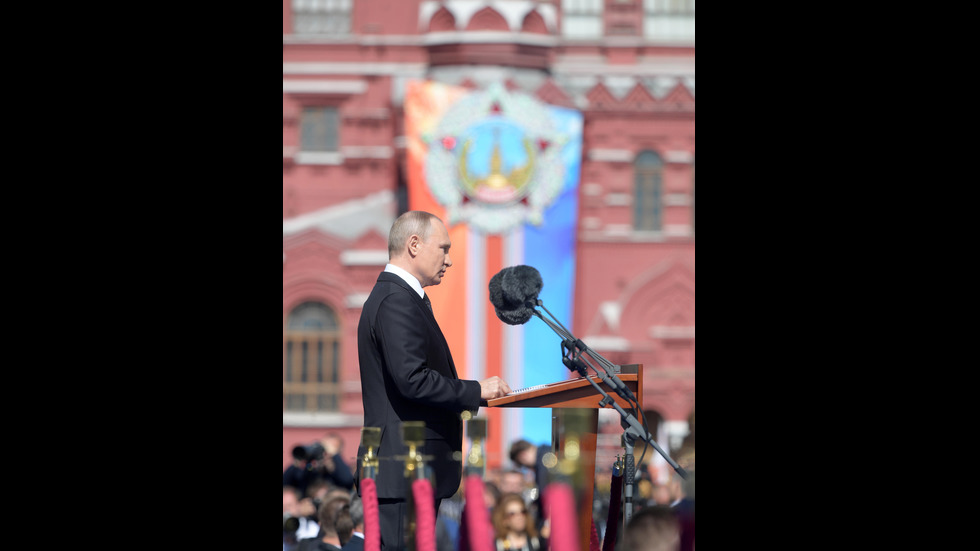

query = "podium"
[[485, 364, 643, 551]]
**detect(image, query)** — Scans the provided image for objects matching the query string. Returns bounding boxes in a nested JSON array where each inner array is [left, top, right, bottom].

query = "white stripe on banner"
[[501, 228, 525, 458]]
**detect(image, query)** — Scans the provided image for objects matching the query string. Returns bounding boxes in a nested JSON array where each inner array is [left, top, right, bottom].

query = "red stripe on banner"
[[484, 235, 503, 470], [405, 80, 470, 379]]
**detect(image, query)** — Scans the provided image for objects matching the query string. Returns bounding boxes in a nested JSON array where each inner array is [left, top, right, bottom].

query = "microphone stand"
[[531, 302, 638, 405], [528, 301, 689, 527]]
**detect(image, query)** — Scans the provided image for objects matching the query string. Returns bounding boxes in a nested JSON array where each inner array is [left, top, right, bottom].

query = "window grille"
[[634, 150, 663, 231], [284, 301, 341, 412], [562, 0, 604, 39], [643, 0, 695, 41], [292, 0, 352, 35], [300, 107, 339, 152]]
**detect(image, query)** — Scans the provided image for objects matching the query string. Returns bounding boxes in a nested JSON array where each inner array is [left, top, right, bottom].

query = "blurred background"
[[283, 0, 694, 493]]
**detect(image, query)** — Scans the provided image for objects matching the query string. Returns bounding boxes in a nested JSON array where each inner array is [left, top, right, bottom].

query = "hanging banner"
[[405, 80, 582, 451]]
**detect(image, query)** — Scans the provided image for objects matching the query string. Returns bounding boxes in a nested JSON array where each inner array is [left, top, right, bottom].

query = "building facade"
[[283, 0, 694, 479]]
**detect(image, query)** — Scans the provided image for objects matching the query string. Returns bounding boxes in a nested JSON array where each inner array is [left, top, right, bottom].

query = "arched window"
[[284, 301, 341, 412], [634, 150, 663, 231]]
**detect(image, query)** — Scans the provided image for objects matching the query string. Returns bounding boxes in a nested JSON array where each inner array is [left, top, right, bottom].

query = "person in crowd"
[[497, 469, 528, 496], [669, 468, 694, 551], [285, 433, 356, 496], [340, 494, 365, 551], [312, 433, 355, 491], [484, 481, 502, 510], [670, 409, 694, 551], [622, 505, 680, 551], [284, 445, 317, 497], [298, 494, 351, 551], [436, 485, 464, 551], [508, 440, 550, 492], [650, 483, 674, 506], [335, 504, 354, 548], [355, 210, 512, 550], [284, 485, 320, 550], [492, 492, 545, 551], [508, 439, 551, 534]]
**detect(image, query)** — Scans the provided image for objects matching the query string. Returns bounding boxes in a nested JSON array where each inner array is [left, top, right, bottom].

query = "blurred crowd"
[[284, 409, 694, 551]]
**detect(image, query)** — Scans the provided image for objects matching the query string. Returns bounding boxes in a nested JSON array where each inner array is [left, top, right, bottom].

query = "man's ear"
[[408, 235, 420, 257]]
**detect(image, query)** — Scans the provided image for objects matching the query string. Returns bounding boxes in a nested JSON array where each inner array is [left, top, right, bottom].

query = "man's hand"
[[323, 435, 342, 457], [318, 435, 342, 471], [479, 376, 512, 400], [298, 497, 317, 518]]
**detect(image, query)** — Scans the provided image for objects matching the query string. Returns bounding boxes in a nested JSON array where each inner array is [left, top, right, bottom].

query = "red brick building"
[[282, 0, 694, 481]]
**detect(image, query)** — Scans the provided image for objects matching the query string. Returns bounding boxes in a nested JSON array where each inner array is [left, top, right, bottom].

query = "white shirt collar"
[[384, 264, 425, 298]]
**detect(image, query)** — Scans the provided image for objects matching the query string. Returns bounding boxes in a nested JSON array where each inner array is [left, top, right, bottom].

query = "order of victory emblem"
[[424, 82, 568, 234]]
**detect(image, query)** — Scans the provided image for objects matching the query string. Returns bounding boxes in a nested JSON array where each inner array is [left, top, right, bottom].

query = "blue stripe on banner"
[[520, 106, 582, 446]]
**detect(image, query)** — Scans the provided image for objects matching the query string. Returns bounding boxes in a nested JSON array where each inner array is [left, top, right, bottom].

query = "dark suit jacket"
[[341, 535, 364, 551], [356, 271, 482, 500]]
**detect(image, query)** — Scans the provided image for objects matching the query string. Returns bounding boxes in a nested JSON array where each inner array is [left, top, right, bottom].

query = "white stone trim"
[[603, 223, 633, 237], [283, 62, 428, 76], [664, 224, 692, 237], [605, 192, 632, 206], [664, 150, 694, 163], [345, 293, 371, 309], [296, 151, 343, 165], [587, 149, 634, 162], [649, 326, 695, 339], [582, 183, 603, 196], [580, 335, 630, 351], [422, 31, 559, 46], [282, 79, 368, 94], [340, 250, 390, 266], [283, 412, 364, 427], [341, 145, 393, 159]]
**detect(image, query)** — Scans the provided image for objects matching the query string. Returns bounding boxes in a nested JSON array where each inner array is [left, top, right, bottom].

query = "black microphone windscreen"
[[488, 268, 509, 310], [501, 265, 542, 305], [488, 265, 541, 326], [495, 305, 535, 326]]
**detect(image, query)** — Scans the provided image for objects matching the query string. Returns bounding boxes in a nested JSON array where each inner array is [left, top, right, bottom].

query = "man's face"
[[519, 447, 537, 468], [499, 472, 525, 494], [283, 492, 298, 515], [416, 218, 452, 287]]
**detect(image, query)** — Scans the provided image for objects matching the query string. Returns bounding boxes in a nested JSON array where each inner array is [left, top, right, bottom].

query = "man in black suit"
[[356, 210, 512, 550], [340, 495, 364, 551]]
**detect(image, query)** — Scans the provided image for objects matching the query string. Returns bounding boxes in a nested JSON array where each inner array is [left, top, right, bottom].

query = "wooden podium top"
[[484, 364, 641, 410]]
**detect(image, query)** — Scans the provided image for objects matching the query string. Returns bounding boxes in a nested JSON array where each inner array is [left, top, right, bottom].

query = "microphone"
[[486, 264, 683, 482], [488, 265, 542, 326], [489, 265, 638, 404]]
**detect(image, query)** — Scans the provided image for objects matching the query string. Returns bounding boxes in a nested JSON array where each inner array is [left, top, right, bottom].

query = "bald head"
[[387, 211, 453, 288], [388, 211, 439, 259]]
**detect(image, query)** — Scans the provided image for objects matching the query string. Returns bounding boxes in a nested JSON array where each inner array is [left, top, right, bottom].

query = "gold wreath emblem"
[[458, 134, 535, 200]]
